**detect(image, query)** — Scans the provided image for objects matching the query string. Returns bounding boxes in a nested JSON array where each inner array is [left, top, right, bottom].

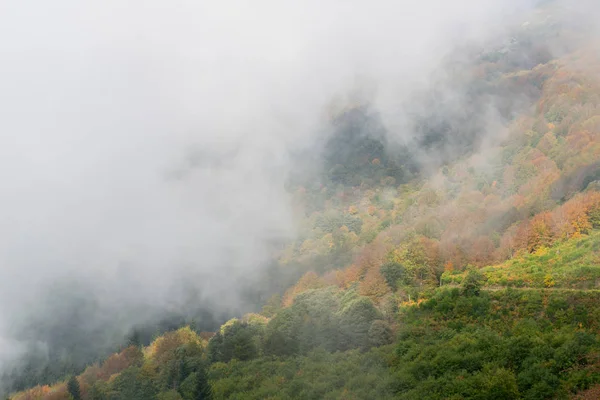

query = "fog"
[[0, 0, 554, 390]]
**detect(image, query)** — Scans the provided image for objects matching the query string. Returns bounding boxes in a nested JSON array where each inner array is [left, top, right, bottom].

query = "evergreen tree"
[[127, 329, 142, 348], [67, 376, 82, 400], [193, 365, 212, 400]]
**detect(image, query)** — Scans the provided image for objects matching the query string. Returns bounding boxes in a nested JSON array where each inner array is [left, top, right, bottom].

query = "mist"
[[0, 0, 565, 391]]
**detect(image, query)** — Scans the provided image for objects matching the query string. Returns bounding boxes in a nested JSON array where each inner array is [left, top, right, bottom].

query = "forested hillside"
[[8, 2, 600, 399]]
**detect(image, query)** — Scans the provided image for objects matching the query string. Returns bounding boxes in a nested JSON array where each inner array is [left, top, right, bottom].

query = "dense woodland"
[[8, 2, 600, 399]]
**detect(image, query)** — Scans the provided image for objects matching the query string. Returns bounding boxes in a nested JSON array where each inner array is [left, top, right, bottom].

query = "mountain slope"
[[9, 4, 600, 400]]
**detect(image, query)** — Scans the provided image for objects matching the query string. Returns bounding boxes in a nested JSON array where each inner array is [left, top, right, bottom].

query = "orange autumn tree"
[[282, 271, 326, 307], [12, 383, 68, 400], [336, 264, 362, 289], [358, 267, 389, 300], [145, 327, 203, 367], [469, 236, 496, 267], [555, 191, 600, 238], [77, 346, 143, 396], [527, 212, 554, 252]]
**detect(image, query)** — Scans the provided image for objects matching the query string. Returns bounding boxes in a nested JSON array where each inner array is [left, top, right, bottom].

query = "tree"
[[339, 297, 382, 350], [462, 270, 485, 297], [380, 262, 407, 290], [358, 268, 389, 300], [127, 329, 142, 348], [67, 376, 82, 400], [261, 294, 281, 318], [89, 382, 108, 400], [527, 212, 554, 252], [480, 367, 519, 399], [109, 366, 158, 400], [368, 320, 393, 347], [193, 365, 212, 400], [207, 320, 260, 363], [282, 271, 326, 307]]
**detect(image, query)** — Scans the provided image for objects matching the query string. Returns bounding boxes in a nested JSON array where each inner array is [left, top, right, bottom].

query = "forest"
[[6, 1, 600, 399]]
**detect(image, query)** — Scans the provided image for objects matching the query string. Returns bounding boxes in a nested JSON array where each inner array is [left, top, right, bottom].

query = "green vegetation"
[[210, 348, 395, 400], [206, 287, 600, 399], [444, 231, 600, 289], [393, 287, 600, 399], [10, 3, 600, 400], [14, 269, 600, 399]]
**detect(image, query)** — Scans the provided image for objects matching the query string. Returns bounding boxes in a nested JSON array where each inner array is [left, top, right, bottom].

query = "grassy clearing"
[[443, 231, 600, 289]]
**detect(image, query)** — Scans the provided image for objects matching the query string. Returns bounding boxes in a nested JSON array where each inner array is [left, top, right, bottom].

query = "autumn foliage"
[[282, 271, 326, 307]]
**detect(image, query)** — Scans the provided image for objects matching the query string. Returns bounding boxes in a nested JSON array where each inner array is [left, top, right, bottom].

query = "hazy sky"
[[0, 0, 544, 379]]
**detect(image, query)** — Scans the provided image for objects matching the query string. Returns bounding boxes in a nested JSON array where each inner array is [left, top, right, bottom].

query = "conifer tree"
[[193, 365, 212, 400], [67, 376, 82, 400]]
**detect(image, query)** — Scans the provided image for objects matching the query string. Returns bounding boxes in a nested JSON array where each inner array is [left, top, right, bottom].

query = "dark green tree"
[[110, 367, 158, 400], [368, 320, 393, 347], [67, 376, 82, 400], [462, 269, 485, 297], [193, 365, 212, 400], [380, 262, 408, 290], [127, 329, 142, 348], [339, 297, 382, 350], [207, 321, 259, 363]]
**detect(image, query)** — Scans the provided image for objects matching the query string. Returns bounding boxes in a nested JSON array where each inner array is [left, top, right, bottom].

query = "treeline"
[[209, 288, 391, 362], [11, 328, 212, 400], [10, 287, 392, 400], [16, 276, 600, 399]]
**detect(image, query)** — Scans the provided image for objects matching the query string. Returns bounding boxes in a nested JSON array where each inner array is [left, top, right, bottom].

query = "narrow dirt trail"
[[443, 284, 600, 293]]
